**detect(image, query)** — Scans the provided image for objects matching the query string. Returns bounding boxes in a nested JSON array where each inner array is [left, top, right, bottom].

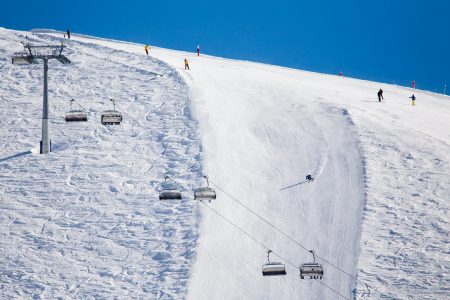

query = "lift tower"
[[12, 43, 70, 154]]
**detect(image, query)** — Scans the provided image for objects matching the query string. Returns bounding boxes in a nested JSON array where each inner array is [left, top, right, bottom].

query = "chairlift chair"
[[65, 99, 88, 122], [159, 176, 182, 200], [299, 250, 324, 279], [262, 250, 286, 276], [12, 52, 33, 65], [101, 99, 122, 125], [194, 175, 216, 201]]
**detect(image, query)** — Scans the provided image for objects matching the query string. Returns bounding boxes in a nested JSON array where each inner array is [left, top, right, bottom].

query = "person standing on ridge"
[[378, 88, 384, 102], [197, 45, 200, 56], [184, 58, 190, 70], [409, 94, 416, 106], [144, 45, 149, 55], [412, 80, 416, 89], [67, 28, 71, 39], [339, 71, 342, 76]]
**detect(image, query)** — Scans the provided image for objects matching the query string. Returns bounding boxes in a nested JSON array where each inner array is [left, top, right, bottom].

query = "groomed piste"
[[0, 27, 449, 299]]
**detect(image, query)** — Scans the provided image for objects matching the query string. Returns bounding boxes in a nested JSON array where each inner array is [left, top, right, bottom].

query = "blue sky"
[[2, 0, 449, 93]]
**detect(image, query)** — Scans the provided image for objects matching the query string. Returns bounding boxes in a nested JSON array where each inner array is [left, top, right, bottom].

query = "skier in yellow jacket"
[[144, 45, 149, 55], [184, 58, 190, 70]]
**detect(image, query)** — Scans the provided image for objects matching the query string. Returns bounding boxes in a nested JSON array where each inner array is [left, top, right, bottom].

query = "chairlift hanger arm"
[[109, 98, 116, 110], [203, 175, 210, 187], [309, 249, 316, 262], [267, 249, 272, 263]]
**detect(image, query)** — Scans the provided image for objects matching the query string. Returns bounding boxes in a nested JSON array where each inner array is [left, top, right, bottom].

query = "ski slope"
[[0, 28, 203, 299], [1, 27, 449, 299]]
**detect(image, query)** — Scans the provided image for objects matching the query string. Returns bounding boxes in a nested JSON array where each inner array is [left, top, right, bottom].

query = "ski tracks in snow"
[[0, 29, 202, 299], [355, 121, 449, 299]]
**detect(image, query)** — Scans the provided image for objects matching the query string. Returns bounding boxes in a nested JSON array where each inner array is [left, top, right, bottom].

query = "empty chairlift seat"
[[194, 175, 216, 201], [65, 99, 88, 122], [262, 250, 286, 276], [12, 52, 34, 65], [101, 99, 122, 125], [299, 250, 324, 279], [262, 262, 287, 276], [299, 262, 323, 279], [101, 110, 122, 125], [194, 187, 216, 200], [159, 176, 182, 200], [66, 111, 88, 122]]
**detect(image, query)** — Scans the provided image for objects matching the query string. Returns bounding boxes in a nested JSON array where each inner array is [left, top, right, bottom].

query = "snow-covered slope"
[[0, 28, 203, 299], [1, 28, 449, 299]]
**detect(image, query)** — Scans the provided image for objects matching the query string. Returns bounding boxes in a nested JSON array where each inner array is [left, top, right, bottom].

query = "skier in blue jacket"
[[409, 94, 416, 106]]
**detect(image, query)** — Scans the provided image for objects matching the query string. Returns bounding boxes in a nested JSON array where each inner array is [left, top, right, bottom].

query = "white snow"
[[1, 27, 449, 299]]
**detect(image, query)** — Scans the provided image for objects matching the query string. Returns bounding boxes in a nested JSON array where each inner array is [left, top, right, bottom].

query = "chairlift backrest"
[[299, 250, 324, 279], [262, 250, 286, 276], [65, 99, 88, 122], [194, 175, 216, 201], [262, 262, 287, 276], [65, 111, 88, 122], [101, 99, 122, 125], [159, 176, 182, 200], [299, 262, 324, 279]]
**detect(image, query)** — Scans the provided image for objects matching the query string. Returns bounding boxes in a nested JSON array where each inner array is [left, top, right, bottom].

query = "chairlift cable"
[[199, 201, 351, 300], [208, 179, 387, 298], [69, 62, 168, 176], [162, 174, 186, 191], [62, 62, 170, 180]]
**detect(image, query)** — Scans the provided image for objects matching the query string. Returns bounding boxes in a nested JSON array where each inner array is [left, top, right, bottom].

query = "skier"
[[412, 80, 416, 89], [144, 45, 149, 55], [339, 71, 342, 76], [409, 94, 416, 106], [306, 175, 314, 182], [377, 88, 384, 102], [184, 58, 190, 70], [67, 28, 71, 39], [197, 45, 200, 56]]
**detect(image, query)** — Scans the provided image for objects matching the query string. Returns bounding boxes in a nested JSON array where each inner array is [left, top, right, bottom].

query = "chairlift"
[[194, 175, 216, 202], [159, 176, 182, 200], [12, 53, 33, 65], [65, 99, 88, 122], [299, 250, 324, 279], [262, 250, 286, 276], [101, 99, 122, 125]]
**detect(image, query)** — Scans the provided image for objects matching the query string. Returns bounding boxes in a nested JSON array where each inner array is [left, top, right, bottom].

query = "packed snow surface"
[[1, 28, 449, 299]]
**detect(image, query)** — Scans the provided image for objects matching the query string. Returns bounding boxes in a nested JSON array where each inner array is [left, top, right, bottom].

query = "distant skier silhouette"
[[306, 175, 314, 182], [377, 89, 384, 102], [67, 28, 71, 39], [184, 58, 190, 70], [197, 45, 200, 56], [144, 45, 149, 55], [339, 71, 342, 76], [412, 80, 416, 89]]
